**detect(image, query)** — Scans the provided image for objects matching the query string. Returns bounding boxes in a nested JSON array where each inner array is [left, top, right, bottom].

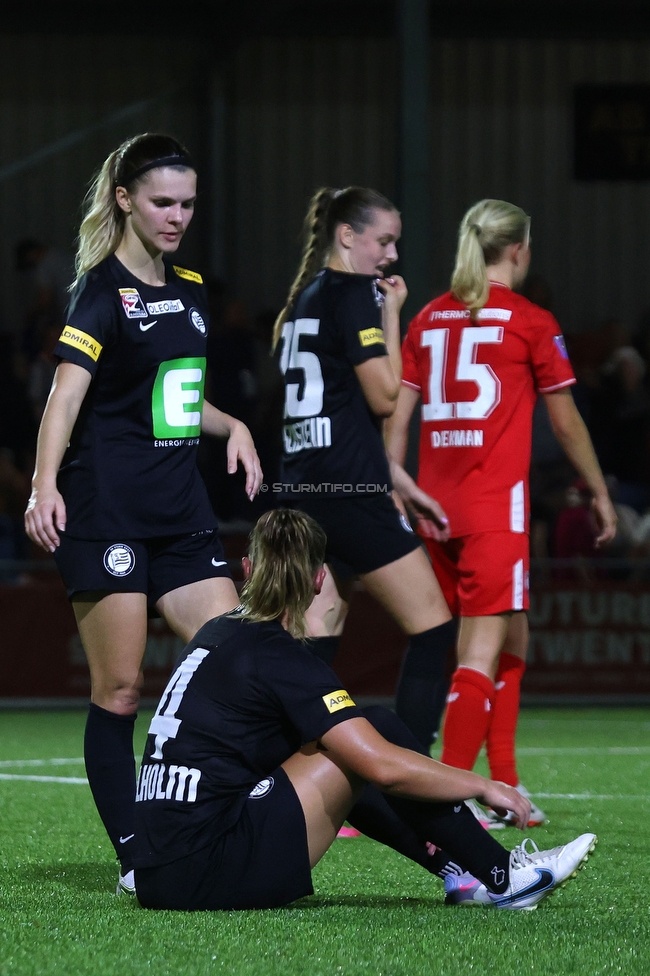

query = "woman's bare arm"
[[320, 717, 530, 827], [543, 389, 617, 546], [202, 401, 263, 500], [354, 275, 406, 417], [25, 362, 92, 551]]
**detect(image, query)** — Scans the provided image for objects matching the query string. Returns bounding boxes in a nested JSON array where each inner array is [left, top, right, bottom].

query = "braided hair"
[[272, 185, 397, 349]]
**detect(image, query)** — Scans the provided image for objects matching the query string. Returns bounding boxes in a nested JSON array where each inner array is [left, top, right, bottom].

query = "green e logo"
[[152, 357, 206, 438]]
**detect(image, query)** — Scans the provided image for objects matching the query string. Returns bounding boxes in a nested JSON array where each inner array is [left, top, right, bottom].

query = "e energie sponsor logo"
[[322, 689, 356, 714], [58, 327, 103, 362]]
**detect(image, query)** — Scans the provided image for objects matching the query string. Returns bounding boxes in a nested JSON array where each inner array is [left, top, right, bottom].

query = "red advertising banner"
[[525, 582, 650, 696], [1, 573, 648, 701]]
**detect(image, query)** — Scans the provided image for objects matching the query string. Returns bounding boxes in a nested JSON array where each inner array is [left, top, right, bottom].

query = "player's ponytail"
[[273, 185, 398, 349], [451, 199, 530, 317], [72, 132, 194, 288], [239, 509, 327, 640]]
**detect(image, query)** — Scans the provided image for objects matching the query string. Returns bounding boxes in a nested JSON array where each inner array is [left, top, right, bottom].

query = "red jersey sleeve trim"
[[401, 379, 421, 391], [537, 378, 577, 393]]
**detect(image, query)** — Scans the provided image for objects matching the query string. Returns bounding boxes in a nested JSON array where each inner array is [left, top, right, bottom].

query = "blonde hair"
[[72, 132, 194, 288], [272, 185, 397, 349], [239, 509, 327, 639], [450, 199, 530, 316]]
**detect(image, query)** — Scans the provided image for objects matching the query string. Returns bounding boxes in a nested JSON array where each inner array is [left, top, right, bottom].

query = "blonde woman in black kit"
[[133, 508, 596, 912], [274, 186, 455, 755], [24, 133, 262, 894]]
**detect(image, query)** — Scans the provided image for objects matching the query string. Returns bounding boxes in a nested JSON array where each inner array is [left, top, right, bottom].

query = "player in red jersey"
[[385, 199, 617, 826]]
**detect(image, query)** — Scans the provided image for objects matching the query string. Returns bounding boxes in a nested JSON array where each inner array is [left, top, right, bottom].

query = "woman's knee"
[[90, 672, 143, 714], [360, 705, 427, 754]]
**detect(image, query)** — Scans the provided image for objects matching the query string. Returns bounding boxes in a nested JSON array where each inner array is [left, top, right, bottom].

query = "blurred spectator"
[[596, 320, 650, 513], [552, 479, 602, 580], [12, 239, 73, 364], [0, 334, 37, 472], [0, 449, 31, 560], [248, 308, 284, 515], [27, 324, 59, 422], [553, 480, 597, 557], [603, 474, 641, 557], [200, 283, 259, 523]]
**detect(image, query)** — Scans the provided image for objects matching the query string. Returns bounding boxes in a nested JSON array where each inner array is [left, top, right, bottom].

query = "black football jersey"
[[54, 254, 216, 538], [133, 614, 362, 867], [278, 269, 392, 497]]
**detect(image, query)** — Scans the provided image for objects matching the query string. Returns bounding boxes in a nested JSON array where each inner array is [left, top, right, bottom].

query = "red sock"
[[440, 667, 496, 770], [486, 652, 526, 786]]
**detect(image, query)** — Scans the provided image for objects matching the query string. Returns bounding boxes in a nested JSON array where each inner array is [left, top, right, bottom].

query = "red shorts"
[[424, 531, 529, 617]]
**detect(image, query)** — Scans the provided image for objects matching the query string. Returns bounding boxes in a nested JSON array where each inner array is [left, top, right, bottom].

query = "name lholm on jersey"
[[136, 762, 201, 803], [432, 429, 484, 448], [283, 416, 332, 453]]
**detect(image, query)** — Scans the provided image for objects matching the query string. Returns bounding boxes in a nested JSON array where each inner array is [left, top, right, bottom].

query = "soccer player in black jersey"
[[24, 133, 262, 894], [132, 509, 596, 912], [273, 186, 455, 754]]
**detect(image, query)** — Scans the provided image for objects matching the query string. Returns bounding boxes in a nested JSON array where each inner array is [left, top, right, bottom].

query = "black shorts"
[[54, 529, 232, 604], [285, 493, 421, 576], [134, 767, 312, 911]]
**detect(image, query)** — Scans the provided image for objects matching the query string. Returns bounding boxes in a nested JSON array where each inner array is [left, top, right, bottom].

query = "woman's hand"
[[592, 493, 618, 548], [25, 484, 67, 552], [403, 484, 450, 542], [226, 420, 263, 501], [389, 461, 450, 541], [377, 274, 408, 314], [478, 780, 532, 831]]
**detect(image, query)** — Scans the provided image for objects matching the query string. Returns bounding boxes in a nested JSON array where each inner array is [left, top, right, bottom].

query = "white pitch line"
[[534, 793, 650, 801], [0, 757, 84, 768], [0, 773, 87, 784], [517, 746, 650, 755]]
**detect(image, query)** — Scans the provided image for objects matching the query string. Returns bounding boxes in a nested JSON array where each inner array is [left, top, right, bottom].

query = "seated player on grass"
[[132, 509, 596, 912]]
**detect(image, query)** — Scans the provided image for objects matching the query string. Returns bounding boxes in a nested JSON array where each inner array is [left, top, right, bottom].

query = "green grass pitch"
[[1, 708, 649, 976]]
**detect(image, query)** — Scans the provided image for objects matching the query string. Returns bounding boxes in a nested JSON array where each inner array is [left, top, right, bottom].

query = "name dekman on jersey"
[[401, 283, 576, 536]]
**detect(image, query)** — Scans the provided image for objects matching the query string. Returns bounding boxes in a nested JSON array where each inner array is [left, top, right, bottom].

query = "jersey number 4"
[[148, 647, 210, 759], [279, 319, 324, 417], [421, 326, 504, 420]]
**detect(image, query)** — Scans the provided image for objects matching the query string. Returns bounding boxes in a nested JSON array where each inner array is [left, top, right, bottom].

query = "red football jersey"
[[401, 283, 576, 536]]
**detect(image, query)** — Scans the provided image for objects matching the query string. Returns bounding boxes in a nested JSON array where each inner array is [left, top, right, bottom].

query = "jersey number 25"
[[279, 319, 324, 418], [421, 326, 503, 421]]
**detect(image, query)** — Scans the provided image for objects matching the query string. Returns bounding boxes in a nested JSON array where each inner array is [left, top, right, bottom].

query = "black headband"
[[118, 154, 195, 187]]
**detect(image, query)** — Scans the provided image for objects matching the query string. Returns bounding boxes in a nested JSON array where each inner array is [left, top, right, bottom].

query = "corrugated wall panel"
[[231, 37, 397, 315], [232, 35, 650, 333], [430, 37, 650, 333], [0, 34, 209, 334]]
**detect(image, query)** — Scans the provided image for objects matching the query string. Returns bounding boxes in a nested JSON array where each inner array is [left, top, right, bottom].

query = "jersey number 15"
[[421, 326, 504, 421]]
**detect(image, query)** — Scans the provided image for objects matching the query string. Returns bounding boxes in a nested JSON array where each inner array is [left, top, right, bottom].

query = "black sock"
[[394, 619, 456, 751], [307, 636, 340, 667], [347, 783, 434, 870], [357, 705, 510, 894], [84, 703, 137, 873]]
